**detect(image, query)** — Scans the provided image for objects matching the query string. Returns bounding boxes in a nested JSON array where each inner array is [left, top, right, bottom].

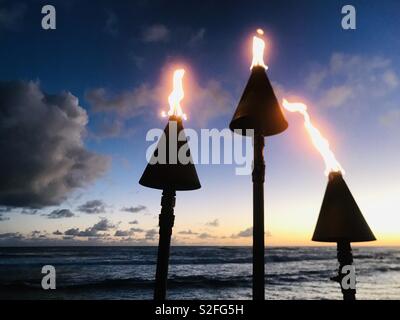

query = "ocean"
[[0, 246, 399, 300]]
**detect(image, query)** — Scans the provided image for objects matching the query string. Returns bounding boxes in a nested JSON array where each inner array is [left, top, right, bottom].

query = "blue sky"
[[0, 0, 399, 246]]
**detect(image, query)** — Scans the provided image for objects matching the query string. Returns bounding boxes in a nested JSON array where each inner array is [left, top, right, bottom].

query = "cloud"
[[319, 85, 353, 108], [63, 218, 115, 238], [53, 230, 63, 235], [0, 213, 9, 221], [104, 10, 118, 36], [76, 228, 101, 238], [130, 227, 144, 233], [77, 200, 107, 214], [0, 81, 109, 208], [190, 80, 232, 126], [379, 109, 400, 128], [122, 205, 147, 213], [231, 227, 252, 238], [305, 53, 400, 109], [92, 218, 115, 231], [198, 232, 215, 239], [145, 229, 157, 241], [0, 3, 26, 31], [86, 71, 232, 129], [85, 85, 154, 117], [0, 232, 24, 241], [142, 24, 170, 42], [45, 209, 75, 219], [92, 119, 125, 139], [230, 227, 271, 239], [205, 219, 219, 227], [188, 28, 206, 47], [64, 228, 80, 236], [178, 229, 198, 235], [114, 230, 132, 237], [382, 70, 399, 89], [129, 220, 139, 225], [20, 209, 39, 215]]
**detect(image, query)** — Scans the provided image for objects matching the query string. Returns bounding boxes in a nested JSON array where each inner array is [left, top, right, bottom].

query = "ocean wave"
[[0, 275, 254, 292]]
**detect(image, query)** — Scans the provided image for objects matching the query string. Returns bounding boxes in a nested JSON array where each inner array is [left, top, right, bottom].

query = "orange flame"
[[250, 29, 268, 70], [282, 99, 345, 176], [161, 69, 187, 120]]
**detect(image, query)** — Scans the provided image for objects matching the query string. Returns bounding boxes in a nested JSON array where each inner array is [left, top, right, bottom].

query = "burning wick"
[[282, 99, 344, 176], [250, 29, 268, 70], [161, 69, 187, 120]]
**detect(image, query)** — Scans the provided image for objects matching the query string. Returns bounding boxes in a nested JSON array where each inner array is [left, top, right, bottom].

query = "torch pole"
[[335, 241, 356, 300], [154, 189, 176, 300], [252, 132, 265, 300]]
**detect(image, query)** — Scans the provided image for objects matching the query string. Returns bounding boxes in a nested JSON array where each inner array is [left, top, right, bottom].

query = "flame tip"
[[250, 32, 268, 70], [163, 68, 187, 120], [282, 99, 344, 176]]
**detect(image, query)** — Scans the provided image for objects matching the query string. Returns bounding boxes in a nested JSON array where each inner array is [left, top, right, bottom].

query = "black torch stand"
[[154, 189, 176, 300], [252, 133, 265, 300], [331, 241, 356, 300]]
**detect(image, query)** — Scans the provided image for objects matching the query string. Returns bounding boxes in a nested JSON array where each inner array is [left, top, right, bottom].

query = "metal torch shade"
[[229, 66, 288, 136], [139, 116, 201, 191], [312, 172, 376, 243]]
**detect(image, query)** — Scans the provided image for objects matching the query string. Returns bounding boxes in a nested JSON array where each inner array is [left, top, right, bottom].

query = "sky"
[[0, 0, 399, 246]]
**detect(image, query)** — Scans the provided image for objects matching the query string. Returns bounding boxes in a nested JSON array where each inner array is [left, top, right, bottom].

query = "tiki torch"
[[312, 171, 376, 300], [282, 100, 376, 300], [139, 69, 201, 300], [229, 30, 288, 300]]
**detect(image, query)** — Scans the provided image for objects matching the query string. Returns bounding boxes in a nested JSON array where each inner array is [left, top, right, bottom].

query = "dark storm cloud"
[[0, 81, 109, 209], [45, 209, 76, 219], [121, 205, 147, 213], [77, 200, 107, 214], [128, 220, 139, 225]]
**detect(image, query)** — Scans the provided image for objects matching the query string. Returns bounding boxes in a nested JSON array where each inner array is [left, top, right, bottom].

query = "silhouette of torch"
[[139, 69, 201, 300], [229, 30, 288, 300], [282, 100, 376, 300]]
